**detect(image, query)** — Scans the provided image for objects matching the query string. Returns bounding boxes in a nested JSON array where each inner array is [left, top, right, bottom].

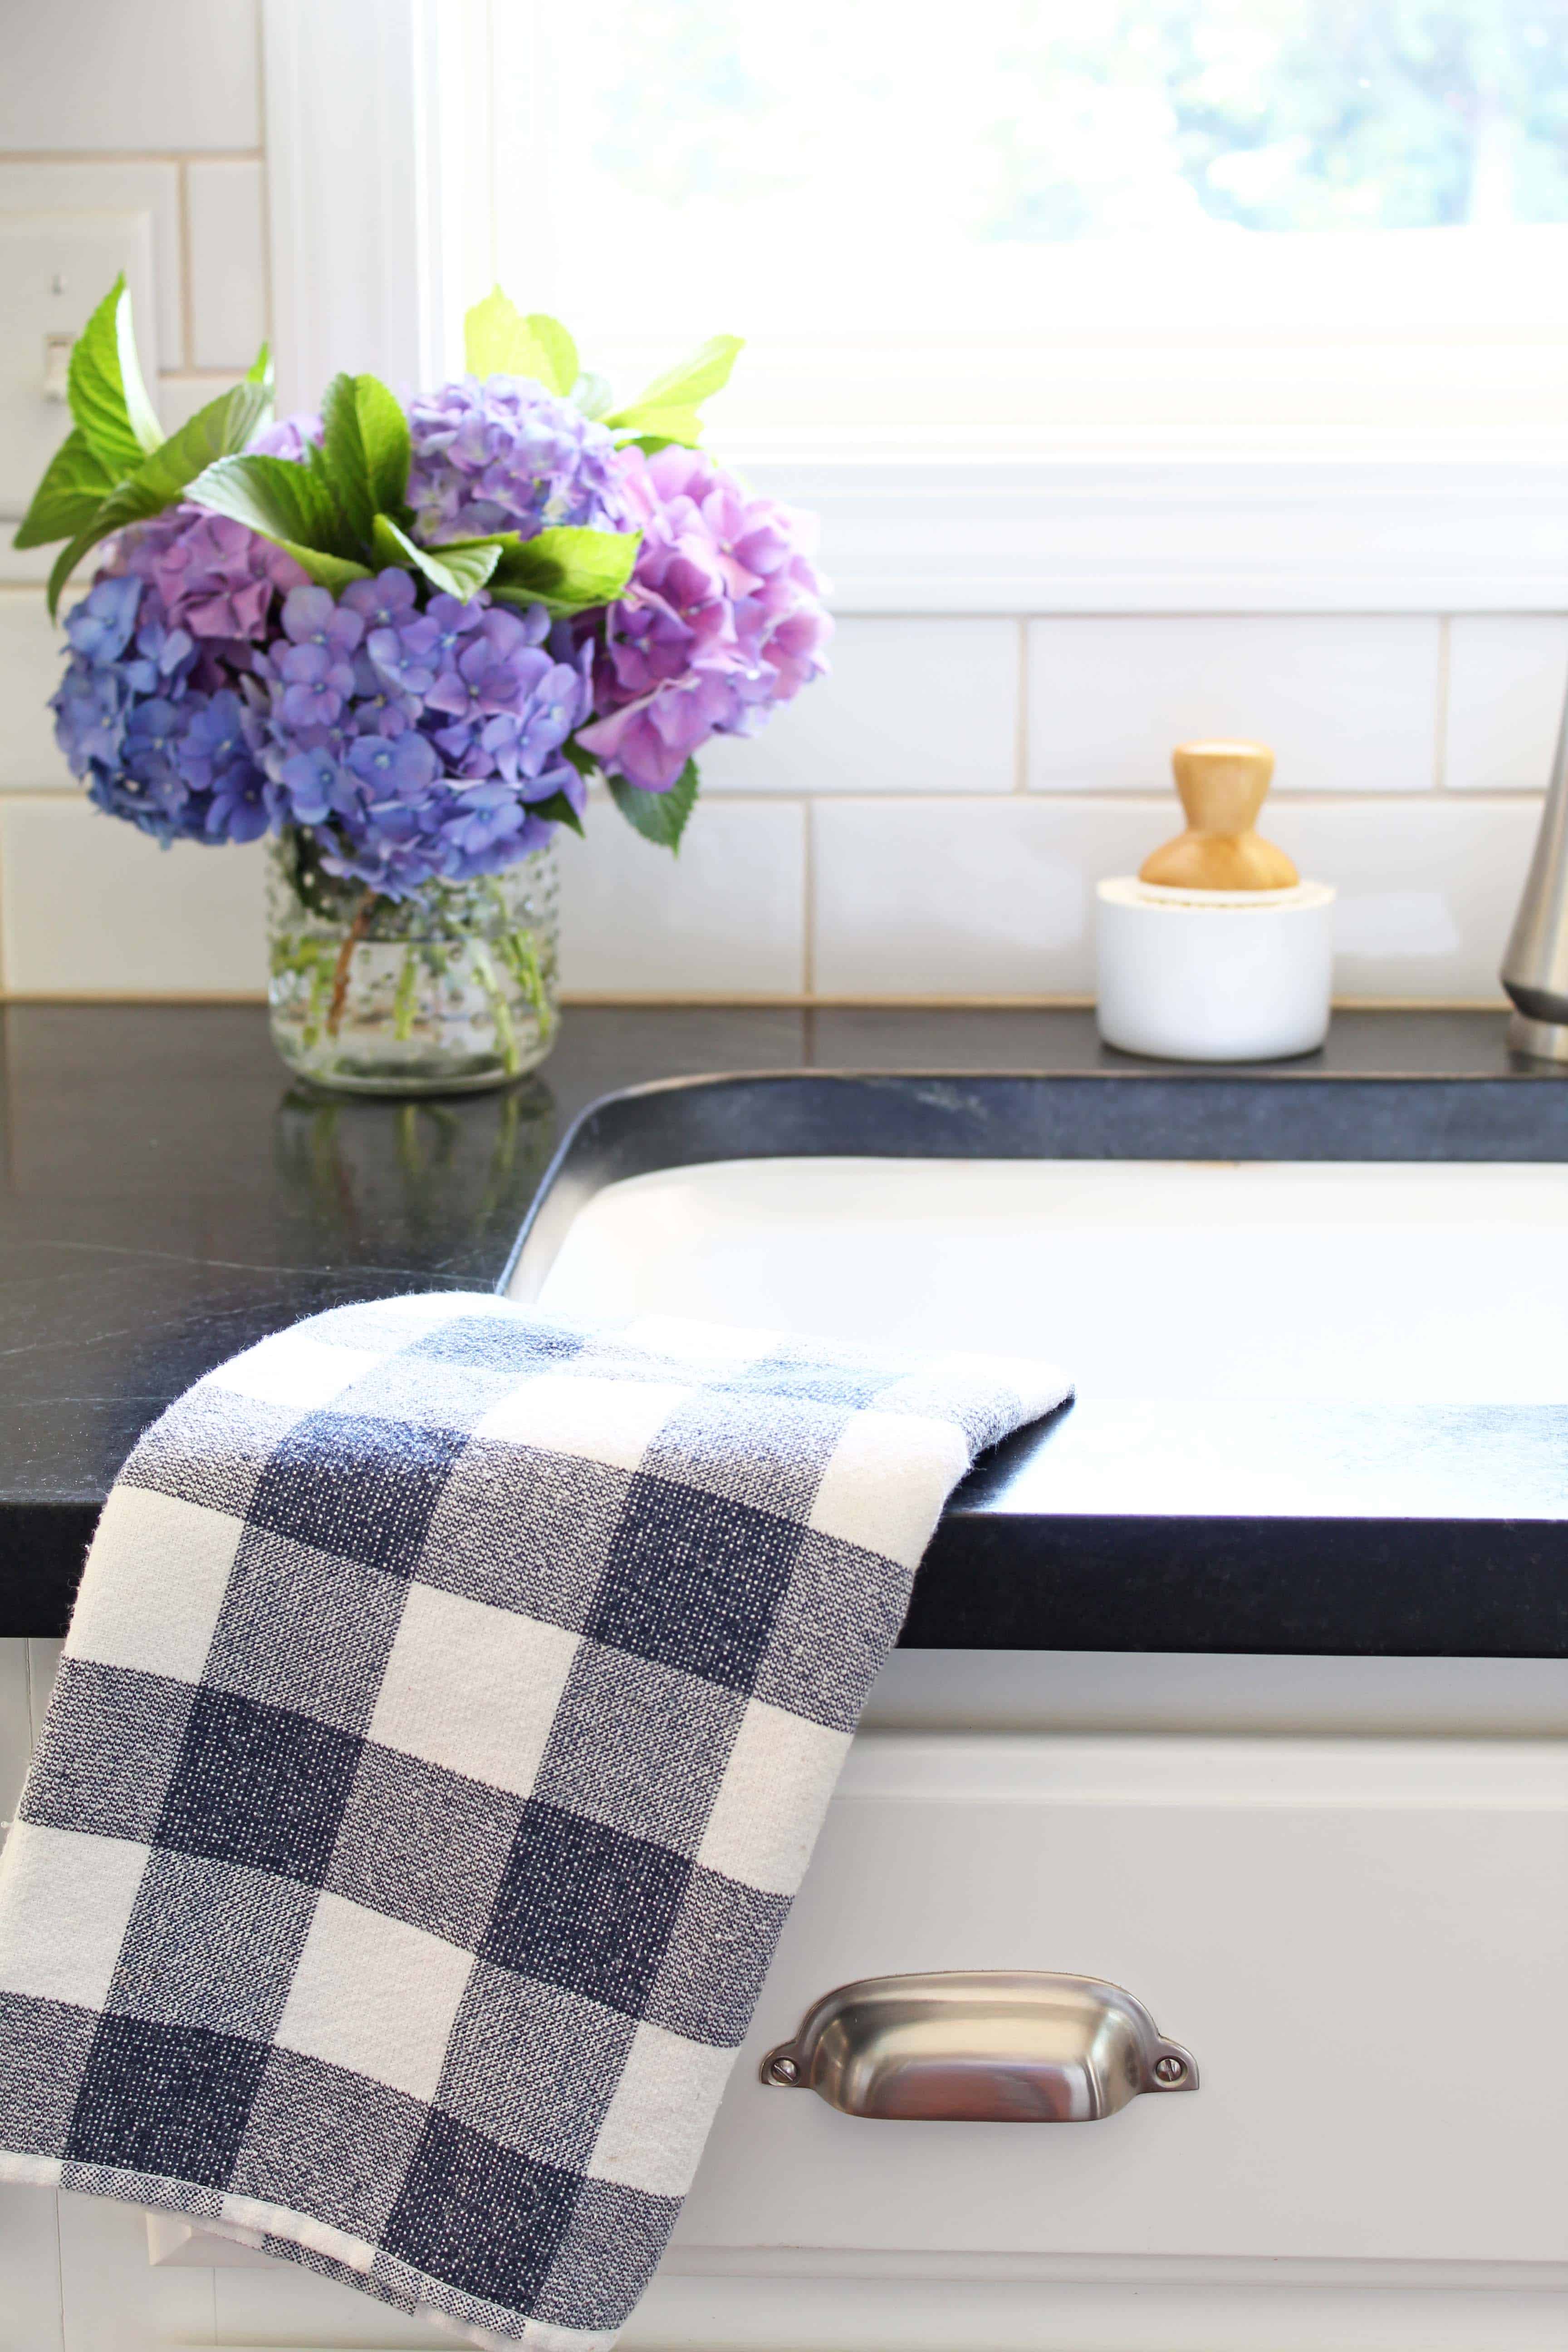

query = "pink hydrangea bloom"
[[576, 446, 831, 792], [118, 510, 306, 648]]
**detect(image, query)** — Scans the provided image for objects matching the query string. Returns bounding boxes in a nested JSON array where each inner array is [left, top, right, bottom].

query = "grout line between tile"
[[0, 986, 1512, 1010], [0, 148, 262, 165], [801, 799, 816, 997], [176, 160, 194, 371], [251, 0, 275, 351], [0, 989, 269, 1005], [50, 2189, 65, 2352], [0, 785, 1548, 812], [663, 787, 1547, 808]]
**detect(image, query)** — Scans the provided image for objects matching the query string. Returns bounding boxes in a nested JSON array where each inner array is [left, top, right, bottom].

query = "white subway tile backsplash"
[[0, 161, 182, 363], [186, 159, 267, 370], [1029, 616, 1441, 794], [0, 0, 260, 152], [559, 798, 805, 996], [699, 617, 1019, 795], [0, 593, 71, 788], [1268, 797, 1540, 1002], [811, 793, 1537, 1004], [0, 544, 49, 587], [0, 797, 267, 994], [1444, 616, 1568, 793], [0, 620, 1540, 1006], [813, 798, 1165, 998]]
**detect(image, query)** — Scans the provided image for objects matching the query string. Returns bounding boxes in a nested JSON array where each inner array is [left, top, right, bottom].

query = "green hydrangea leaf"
[[245, 340, 273, 389], [464, 287, 577, 395], [526, 785, 586, 838], [605, 335, 741, 432], [13, 428, 118, 549], [268, 544, 373, 592], [42, 378, 275, 613], [607, 758, 699, 853], [465, 285, 526, 377], [485, 524, 640, 617], [611, 407, 705, 450], [46, 532, 99, 617], [372, 514, 502, 600], [525, 314, 578, 397], [570, 369, 613, 420], [188, 451, 331, 544], [68, 275, 163, 475], [183, 450, 368, 584], [117, 294, 165, 457], [106, 379, 275, 519], [321, 372, 412, 545]]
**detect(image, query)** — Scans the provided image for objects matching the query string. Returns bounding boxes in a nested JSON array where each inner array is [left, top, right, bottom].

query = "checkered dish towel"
[[0, 1292, 1068, 2350]]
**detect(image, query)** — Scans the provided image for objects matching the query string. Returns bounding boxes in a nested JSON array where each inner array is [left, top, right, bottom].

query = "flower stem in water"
[[326, 892, 379, 1038], [469, 941, 521, 1077], [392, 946, 421, 1042]]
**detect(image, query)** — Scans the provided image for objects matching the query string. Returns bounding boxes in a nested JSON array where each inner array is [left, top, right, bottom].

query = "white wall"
[[0, 1, 1558, 1009]]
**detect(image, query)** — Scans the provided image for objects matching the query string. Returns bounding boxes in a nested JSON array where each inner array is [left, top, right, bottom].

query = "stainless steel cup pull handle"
[[761, 1970, 1197, 2122]]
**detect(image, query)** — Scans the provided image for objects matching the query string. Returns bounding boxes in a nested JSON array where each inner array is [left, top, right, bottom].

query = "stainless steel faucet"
[[1501, 680, 1568, 1061]]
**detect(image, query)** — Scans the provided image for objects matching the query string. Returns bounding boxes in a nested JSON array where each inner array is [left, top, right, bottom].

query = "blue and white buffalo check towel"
[[0, 1292, 1067, 2349]]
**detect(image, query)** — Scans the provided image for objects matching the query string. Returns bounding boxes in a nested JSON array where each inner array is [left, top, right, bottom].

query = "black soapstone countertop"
[[3, 1002, 1565, 1654]]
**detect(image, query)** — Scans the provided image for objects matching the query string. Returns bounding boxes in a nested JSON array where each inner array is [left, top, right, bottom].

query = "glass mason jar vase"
[[266, 830, 559, 1095]]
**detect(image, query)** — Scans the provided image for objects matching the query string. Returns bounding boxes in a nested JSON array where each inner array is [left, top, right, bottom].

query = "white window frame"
[[260, 0, 1568, 615]]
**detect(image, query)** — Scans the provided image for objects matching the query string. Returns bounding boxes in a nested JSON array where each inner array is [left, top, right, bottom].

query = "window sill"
[[735, 456, 1568, 615]]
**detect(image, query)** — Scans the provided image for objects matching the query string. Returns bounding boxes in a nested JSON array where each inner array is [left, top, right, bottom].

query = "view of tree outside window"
[[986, 2, 1568, 238], [498, 2, 1568, 450], [585, 0, 1568, 243]]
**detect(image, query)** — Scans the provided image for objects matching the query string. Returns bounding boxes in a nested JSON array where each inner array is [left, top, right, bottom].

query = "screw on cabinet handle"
[[761, 1970, 1198, 2122]]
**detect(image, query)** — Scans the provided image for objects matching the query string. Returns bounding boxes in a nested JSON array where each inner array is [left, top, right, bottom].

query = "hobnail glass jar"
[[266, 830, 560, 1095]]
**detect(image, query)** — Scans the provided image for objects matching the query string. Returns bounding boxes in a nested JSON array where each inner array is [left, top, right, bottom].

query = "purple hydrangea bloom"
[[251, 411, 323, 462], [272, 585, 364, 728], [575, 446, 832, 793], [51, 573, 272, 846], [406, 374, 630, 544], [255, 569, 592, 895], [341, 569, 419, 633]]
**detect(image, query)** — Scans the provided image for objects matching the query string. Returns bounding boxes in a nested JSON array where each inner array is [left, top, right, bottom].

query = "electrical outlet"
[[0, 209, 159, 519]]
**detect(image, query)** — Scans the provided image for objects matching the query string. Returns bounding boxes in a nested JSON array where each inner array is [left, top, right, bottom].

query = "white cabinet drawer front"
[[676, 1736, 1568, 2266]]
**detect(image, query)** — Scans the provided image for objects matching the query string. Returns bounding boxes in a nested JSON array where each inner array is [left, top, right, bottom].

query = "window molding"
[[260, 0, 490, 413], [260, 5, 1568, 617]]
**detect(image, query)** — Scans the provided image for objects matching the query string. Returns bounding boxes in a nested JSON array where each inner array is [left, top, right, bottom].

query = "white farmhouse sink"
[[526, 1156, 1568, 1408]]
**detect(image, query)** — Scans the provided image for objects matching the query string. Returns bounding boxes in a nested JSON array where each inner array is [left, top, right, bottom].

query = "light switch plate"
[[0, 208, 159, 519]]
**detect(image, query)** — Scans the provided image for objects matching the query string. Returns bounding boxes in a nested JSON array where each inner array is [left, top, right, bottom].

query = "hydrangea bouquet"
[[17, 280, 830, 1091]]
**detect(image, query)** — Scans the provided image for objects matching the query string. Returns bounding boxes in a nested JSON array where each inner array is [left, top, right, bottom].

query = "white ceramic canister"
[[1096, 875, 1336, 1062]]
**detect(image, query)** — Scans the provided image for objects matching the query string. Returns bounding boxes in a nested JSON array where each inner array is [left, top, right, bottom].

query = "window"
[[491, 0, 1568, 454]]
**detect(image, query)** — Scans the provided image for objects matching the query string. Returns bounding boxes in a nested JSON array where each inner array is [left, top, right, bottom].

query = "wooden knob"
[[1139, 740, 1299, 892]]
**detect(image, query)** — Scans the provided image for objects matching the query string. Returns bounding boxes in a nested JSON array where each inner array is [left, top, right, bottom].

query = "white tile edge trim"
[[747, 459, 1568, 614]]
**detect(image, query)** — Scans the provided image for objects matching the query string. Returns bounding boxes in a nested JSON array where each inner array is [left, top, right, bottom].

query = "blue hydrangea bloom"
[[51, 575, 272, 846]]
